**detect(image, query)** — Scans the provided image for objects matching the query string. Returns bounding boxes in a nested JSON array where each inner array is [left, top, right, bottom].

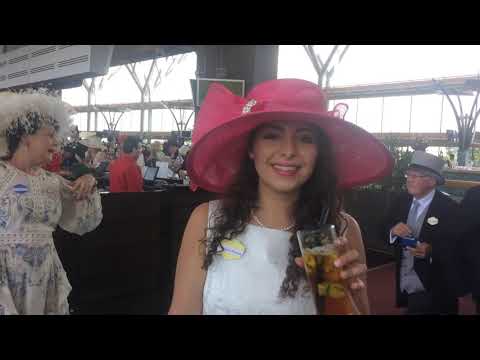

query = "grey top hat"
[[408, 151, 446, 185]]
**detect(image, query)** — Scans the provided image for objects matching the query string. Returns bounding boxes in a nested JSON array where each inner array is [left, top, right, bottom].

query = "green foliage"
[[359, 136, 413, 192], [472, 147, 480, 162]]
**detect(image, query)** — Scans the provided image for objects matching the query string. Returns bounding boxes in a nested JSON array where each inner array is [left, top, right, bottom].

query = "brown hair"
[[202, 124, 347, 298]]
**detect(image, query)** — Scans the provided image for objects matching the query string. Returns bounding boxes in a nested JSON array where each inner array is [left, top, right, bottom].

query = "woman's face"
[[249, 120, 318, 196], [23, 126, 58, 166]]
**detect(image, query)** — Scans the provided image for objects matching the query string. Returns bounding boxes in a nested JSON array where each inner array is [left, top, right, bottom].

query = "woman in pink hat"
[[169, 79, 393, 315]]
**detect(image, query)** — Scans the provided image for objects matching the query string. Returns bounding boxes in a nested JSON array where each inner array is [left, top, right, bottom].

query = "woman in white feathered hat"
[[0, 89, 103, 315]]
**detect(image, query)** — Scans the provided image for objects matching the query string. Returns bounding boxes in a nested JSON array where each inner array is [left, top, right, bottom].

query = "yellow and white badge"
[[219, 239, 246, 260]]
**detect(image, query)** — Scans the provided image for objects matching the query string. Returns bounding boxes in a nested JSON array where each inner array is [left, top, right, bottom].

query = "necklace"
[[251, 211, 295, 232]]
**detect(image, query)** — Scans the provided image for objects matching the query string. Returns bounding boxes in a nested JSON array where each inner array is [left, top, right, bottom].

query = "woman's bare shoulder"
[[189, 202, 210, 226]]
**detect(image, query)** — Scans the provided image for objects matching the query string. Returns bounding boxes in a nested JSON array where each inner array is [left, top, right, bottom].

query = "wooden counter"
[[53, 187, 217, 314]]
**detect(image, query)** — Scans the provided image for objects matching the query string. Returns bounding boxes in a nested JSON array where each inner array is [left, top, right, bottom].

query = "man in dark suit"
[[384, 151, 461, 314], [459, 185, 480, 313]]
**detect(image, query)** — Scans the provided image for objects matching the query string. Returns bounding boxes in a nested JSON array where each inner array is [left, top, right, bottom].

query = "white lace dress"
[[202, 200, 316, 315], [0, 161, 103, 315]]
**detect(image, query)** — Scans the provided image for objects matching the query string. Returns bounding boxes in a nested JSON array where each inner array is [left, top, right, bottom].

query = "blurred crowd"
[[43, 126, 190, 184]]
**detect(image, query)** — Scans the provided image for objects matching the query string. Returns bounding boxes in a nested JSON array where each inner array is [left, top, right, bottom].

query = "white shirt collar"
[[413, 188, 436, 208]]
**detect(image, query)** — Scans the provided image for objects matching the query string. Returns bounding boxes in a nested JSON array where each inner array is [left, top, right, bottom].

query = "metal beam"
[[1, 44, 195, 70], [72, 99, 194, 113], [94, 130, 179, 140], [326, 75, 479, 100], [110, 45, 195, 67], [373, 131, 480, 148]]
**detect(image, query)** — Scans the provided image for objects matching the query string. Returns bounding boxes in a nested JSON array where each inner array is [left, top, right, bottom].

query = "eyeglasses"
[[404, 172, 429, 179]]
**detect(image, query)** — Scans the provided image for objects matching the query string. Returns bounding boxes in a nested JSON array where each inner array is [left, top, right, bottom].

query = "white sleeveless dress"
[[202, 200, 316, 315]]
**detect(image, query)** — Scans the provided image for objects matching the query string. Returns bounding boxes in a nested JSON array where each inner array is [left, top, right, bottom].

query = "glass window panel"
[[278, 45, 480, 87], [382, 96, 411, 133], [114, 110, 140, 132], [440, 94, 479, 133], [95, 113, 110, 131], [62, 86, 87, 106], [72, 113, 87, 131], [410, 94, 443, 133], [356, 97, 383, 133]]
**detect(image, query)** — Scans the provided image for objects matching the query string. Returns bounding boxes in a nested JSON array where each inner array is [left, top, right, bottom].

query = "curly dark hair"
[[202, 123, 347, 298]]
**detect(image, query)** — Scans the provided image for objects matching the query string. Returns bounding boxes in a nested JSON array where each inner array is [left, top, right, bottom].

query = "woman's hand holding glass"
[[295, 235, 367, 291]]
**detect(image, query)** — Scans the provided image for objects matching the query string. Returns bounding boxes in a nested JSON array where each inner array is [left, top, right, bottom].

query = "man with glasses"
[[384, 151, 461, 314]]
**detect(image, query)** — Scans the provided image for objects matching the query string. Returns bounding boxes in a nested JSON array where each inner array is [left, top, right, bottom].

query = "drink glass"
[[297, 224, 358, 315]]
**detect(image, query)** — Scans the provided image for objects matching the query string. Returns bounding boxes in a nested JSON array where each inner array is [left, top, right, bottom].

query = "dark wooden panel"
[[54, 188, 217, 314]]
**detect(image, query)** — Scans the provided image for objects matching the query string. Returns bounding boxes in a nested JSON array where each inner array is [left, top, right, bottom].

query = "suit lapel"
[[400, 194, 413, 223], [417, 190, 440, 244]]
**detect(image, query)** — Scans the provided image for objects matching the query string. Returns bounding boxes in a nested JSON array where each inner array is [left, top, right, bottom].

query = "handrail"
[[444, 179, 480, 190]]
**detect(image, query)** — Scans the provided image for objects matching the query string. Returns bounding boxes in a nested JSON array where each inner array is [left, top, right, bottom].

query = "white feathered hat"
[[0, 89, 75, 157]]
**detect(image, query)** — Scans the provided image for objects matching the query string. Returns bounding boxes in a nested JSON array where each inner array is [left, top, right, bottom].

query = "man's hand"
[[391, 222, 413, 238], [408, 242, 431, 259]]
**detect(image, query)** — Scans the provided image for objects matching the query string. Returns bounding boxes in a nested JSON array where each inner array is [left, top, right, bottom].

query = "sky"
[[62, 45, 480, 135]]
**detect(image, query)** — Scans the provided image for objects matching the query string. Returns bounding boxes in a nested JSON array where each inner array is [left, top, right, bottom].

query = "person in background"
[[143, 148, 156, 167], [151, 141, 163, 162], [60, 141, 92, 180], [458, 185, 480, 314], [384, 151, 462, 314], [71, 125, 80, 142], [80, 136, 107, 169], [108, 136, 143, 193], [115, 134, 129, 158], [163, 137, 184, 176], [178, 144, 190, 162], [136, 143, 145, 168], [61, 141, 86, 169], [177, 144, 190, 181], [163, 137, 180, 159], [43, 149, 62, 173], [61, 144, 77, 170]]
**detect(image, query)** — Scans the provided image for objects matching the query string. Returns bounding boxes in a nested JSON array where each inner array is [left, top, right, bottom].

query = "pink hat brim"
[[188, 110, 394, 193]]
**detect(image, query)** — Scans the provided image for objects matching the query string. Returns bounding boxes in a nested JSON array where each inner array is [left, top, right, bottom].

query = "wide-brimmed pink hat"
[[188, 78, 393, 193]]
